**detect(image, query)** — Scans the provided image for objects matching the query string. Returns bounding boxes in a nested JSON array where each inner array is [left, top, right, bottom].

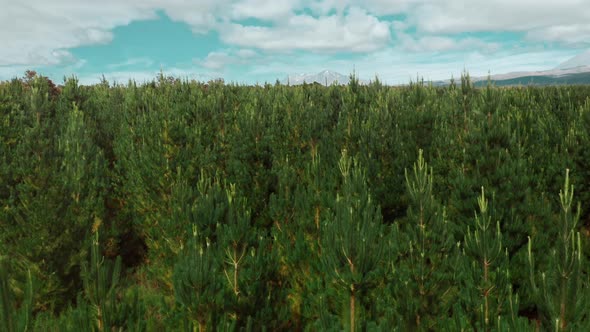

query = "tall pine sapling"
[[80, 222, 123, 331], [462, 187, 526, 330], [218, 184, 277, 328], [173, 226, 222, 332], [528, 169, 590, 331], [320, 150, 386, 332], [397, 149, 456, 330]]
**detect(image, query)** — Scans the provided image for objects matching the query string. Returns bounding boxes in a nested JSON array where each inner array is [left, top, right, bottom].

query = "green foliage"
[[80, 230, 123, 331], [174, 231, 222, 331], [3, 71, 590, 329], [0, 259, 34, 332]]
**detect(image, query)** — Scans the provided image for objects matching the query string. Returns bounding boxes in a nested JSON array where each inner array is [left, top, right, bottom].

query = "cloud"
[[199, 52, 234, 70], [0, 1, 154, 66], [196, 49, 261, 71], [159, 0, 224, 34], [396, 34, 501, 53], [235, 49, 258, 58], [229, 0, 300, 21], [306, 0, 419, 16], [1, 1, 395, 68], [526, 24, 590, 45], [410, 0, 590, 36], [220, 7, 391, 53], [1, 0, 589, 82]]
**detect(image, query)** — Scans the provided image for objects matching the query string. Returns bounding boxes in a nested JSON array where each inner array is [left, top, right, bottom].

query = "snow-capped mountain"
[[281, 70, 368, 86], [555, 49, 590, 70]]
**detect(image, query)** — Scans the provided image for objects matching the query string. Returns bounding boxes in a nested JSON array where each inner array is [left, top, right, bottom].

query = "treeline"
[[1, 72, 590, 331]]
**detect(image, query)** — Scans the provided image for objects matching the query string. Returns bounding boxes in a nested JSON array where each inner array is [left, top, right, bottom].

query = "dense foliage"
[[2, 71, 590, 331]]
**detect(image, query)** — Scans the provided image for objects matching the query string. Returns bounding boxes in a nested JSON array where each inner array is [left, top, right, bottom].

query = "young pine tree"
[[528, 169, 590, 330], [174, 228, 222, 332], [80, 225, 123, 331], [461, 187, 530, 331], [395, 149, 457, 330], [319, 150, 386, 332]]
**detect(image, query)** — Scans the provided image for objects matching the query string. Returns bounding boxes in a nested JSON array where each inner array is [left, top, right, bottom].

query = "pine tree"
[[461, 187, 530, 330], [174, 229, 222, 332], [319, 150, 386, 331], [395, 149, 457, 330], [269, 151, 338, 329], [80, 226, 123, 331], [528, 169, 590, 330]]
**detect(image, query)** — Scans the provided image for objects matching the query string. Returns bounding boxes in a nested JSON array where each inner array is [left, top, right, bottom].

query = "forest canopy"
[[1, 72, 590, 331]]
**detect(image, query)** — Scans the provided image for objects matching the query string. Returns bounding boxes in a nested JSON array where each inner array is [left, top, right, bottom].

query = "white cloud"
[[196, 49, 262, 71], [526, 24, 590, 45], [220, 7, 391, 52], [235, 49, 258, 58], [229, 0, 300, 21], [159, 0, 223, 34], [410, 0, 590, 37], [396, 34, 500, 53], [0, 1, 397, 68], [353, 0, 423, 16], [199, 52, 234, 70], [0, 1, 155, 66], [1, 0, 590, 81]]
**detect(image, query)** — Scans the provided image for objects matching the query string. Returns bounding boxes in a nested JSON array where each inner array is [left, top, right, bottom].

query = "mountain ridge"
[[431, 50, 590, 86], [280, 50, 590, 87]]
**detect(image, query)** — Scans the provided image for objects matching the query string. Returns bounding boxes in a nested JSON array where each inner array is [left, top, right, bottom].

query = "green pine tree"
[[80, 227, 123, 331], [461, 187, 531, 331], [320, 150, 386, 331], [395, 149, 457, 330], [528, 169, 590, 330], [174, 229, 222, 332]]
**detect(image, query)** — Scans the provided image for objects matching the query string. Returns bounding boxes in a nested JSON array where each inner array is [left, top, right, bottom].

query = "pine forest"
[[3, 71, 590, 331]]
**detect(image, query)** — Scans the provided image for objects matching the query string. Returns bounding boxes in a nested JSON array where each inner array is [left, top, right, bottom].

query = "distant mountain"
[[282, 51, 590, 87], [430, 50, 590, 87], [471, 71, 590, 87], [431, 70, 590, 87], [555, 50, 590, 70], [281, 70, 368, 86]]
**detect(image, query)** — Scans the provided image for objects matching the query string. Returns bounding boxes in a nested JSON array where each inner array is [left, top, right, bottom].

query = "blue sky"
[[1, 0, 589, 85]]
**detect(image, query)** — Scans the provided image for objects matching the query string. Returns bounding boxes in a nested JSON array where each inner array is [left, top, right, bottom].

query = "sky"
[[1, 0, 589, 85]]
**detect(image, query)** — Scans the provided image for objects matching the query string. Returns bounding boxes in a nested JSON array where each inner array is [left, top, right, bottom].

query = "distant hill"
[[472, 71, 590, 87], [472, 49, 590, 86], [432, 50, 590, 87]]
